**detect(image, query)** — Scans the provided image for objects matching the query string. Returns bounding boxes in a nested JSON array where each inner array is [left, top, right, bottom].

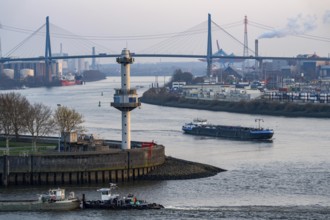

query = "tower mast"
[[243, 15, 249, 74]]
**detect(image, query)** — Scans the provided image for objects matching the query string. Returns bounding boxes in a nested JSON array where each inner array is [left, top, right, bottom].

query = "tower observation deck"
[[111, 49, 141, 149]]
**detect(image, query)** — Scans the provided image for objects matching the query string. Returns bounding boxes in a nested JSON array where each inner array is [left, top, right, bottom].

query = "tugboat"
[[182, 118, 274, 140], [81, 183, 164, 210], [0, 188, 80, 211]]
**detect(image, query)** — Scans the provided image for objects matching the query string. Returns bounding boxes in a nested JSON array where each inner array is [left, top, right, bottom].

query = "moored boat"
[[182, 118, 274, 140], [81, 183, 164, 210], [0, 188, 80, 211]]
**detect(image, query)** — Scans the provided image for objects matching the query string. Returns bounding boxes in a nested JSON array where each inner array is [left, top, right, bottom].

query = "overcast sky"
[[0, 0, 329, 62]]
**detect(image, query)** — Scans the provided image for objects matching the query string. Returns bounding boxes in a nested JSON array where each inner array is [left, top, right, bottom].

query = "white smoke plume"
[[258, 14, 317, 39], [323, 10, 330, 24]]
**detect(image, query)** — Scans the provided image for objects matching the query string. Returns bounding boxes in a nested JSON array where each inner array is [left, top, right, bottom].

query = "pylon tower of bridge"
[[206, 13, 213, 77], [111, 48, 141, 150], [45, 16, 52, 83]]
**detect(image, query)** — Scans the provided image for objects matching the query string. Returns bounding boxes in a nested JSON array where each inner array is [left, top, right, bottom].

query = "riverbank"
[[141, 88, 330, 118], [140, 156, 226, 180]]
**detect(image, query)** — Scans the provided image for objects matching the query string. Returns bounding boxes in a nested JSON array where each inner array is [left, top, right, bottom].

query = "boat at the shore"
[[182, 118, 274, 140], [81, 183, 164, 210], [0, 188, 80, 211]]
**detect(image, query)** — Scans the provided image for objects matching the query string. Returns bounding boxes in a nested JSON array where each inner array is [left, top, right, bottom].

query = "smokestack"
[[255, 39, 259, 71], [92, 47, 96, 70], [255, 39, 258, 57]]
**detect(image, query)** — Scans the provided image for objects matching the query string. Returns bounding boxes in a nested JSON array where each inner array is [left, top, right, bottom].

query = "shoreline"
[[141, 90, 330, 118], [139, 156, 226, 180]]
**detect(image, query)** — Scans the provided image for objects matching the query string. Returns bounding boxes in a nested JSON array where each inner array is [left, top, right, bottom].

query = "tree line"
[[0, 92, 84, 152], [166, 69, 204, 88]]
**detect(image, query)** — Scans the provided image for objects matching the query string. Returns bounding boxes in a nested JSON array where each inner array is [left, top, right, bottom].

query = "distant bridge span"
[[1, 54, 330, 63]]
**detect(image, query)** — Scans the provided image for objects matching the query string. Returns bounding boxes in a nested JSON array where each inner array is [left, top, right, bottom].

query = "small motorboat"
[[0, 188, 80, 211]]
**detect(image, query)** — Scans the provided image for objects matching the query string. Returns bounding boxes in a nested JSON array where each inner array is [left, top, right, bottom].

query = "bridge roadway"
[[1, 54, 330, 63]]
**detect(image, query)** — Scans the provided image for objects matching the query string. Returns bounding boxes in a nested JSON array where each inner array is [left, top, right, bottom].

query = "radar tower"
[[111, 49, 141, 149]]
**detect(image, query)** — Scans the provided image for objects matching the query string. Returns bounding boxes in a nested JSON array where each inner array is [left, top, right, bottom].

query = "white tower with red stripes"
[[243, 15, 249, 74]]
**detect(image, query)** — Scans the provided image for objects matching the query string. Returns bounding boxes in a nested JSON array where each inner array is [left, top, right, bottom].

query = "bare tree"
[[0, 92, 30, 141], [54, 106, 84, 151], [24, 103, 55, 151], [0, 94, 15, 152]]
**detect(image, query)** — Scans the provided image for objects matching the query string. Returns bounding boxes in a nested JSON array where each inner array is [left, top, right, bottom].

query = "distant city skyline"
[[0, 0, 329, 63]]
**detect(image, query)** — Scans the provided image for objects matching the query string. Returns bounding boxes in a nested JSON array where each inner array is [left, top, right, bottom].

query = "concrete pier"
[[0, 145, 165, 186]]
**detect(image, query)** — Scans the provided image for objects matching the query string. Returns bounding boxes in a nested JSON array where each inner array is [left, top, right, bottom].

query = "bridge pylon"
[[207, 13, 213, 77], [45, 16, 52, 83]]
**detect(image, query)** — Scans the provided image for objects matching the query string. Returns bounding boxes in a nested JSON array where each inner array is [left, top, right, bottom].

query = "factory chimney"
[[92, 47, 96, 70], [255, 39, 259, 70]]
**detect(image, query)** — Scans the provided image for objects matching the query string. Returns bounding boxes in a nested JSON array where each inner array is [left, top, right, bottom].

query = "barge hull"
[[183, 126, 274, 140], [0, 199, 80, 211]]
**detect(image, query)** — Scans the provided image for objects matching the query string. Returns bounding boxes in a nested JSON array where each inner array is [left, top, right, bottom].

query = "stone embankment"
[[140, 156, 226, 180]]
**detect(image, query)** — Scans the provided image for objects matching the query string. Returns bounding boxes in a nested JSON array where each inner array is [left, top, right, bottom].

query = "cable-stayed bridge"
[[0, 14, 330, 83]]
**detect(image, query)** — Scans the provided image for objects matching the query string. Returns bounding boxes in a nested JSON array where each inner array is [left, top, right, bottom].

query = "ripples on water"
[[1, 206, 330, 219], [1, 77, 330, 219]]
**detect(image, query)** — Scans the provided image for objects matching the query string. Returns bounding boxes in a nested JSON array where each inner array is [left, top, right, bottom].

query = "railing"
[[114, 89, 137, 95]]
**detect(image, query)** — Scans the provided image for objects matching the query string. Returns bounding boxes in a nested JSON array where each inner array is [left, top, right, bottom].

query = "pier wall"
[[0, 145, 165, 186]]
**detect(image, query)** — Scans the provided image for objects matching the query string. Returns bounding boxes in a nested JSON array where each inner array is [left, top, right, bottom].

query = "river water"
[[1, 76, 330, 219]]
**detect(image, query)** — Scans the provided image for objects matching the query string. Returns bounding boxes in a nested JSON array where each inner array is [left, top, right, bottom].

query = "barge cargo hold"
[[182, 119, 274, 140]]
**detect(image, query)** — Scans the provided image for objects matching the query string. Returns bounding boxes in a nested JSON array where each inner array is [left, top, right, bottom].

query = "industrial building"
[[1, 60, 59, 83]]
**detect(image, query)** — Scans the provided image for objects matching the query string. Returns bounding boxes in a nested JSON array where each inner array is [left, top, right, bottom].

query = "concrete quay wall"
[[0, 145, 165, 187]]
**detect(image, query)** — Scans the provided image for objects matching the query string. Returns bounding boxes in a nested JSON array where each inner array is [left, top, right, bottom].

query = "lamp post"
[[57, 104, 61, 152]]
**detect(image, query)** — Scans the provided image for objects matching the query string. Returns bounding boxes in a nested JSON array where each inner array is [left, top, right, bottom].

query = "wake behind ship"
[[182, 119, 274, 140]]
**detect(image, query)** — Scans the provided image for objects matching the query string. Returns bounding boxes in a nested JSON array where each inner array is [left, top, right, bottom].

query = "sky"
[[0, 0, 329, 63]]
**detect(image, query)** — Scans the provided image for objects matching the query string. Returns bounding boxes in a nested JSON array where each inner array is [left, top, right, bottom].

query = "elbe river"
[[1, 76, 330, 219]]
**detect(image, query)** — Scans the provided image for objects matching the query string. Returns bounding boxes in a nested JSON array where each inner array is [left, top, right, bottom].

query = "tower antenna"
[[243, 15, 249, 74]]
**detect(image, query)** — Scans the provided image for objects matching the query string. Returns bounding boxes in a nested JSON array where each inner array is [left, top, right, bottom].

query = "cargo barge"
[[182, 119, 274, 140]]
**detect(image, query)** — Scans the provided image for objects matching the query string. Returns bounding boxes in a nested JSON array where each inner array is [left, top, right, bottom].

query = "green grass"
[[0, 141, 57, 156]]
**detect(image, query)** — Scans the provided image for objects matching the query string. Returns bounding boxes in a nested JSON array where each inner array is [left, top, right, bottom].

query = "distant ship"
[[60, 74, 83, 86], [182, 119, 274, 140]]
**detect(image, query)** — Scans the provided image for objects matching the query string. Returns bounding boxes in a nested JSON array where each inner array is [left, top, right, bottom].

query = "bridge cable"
[[212, 21, 255, 54], [5, 24, 45, 57]]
